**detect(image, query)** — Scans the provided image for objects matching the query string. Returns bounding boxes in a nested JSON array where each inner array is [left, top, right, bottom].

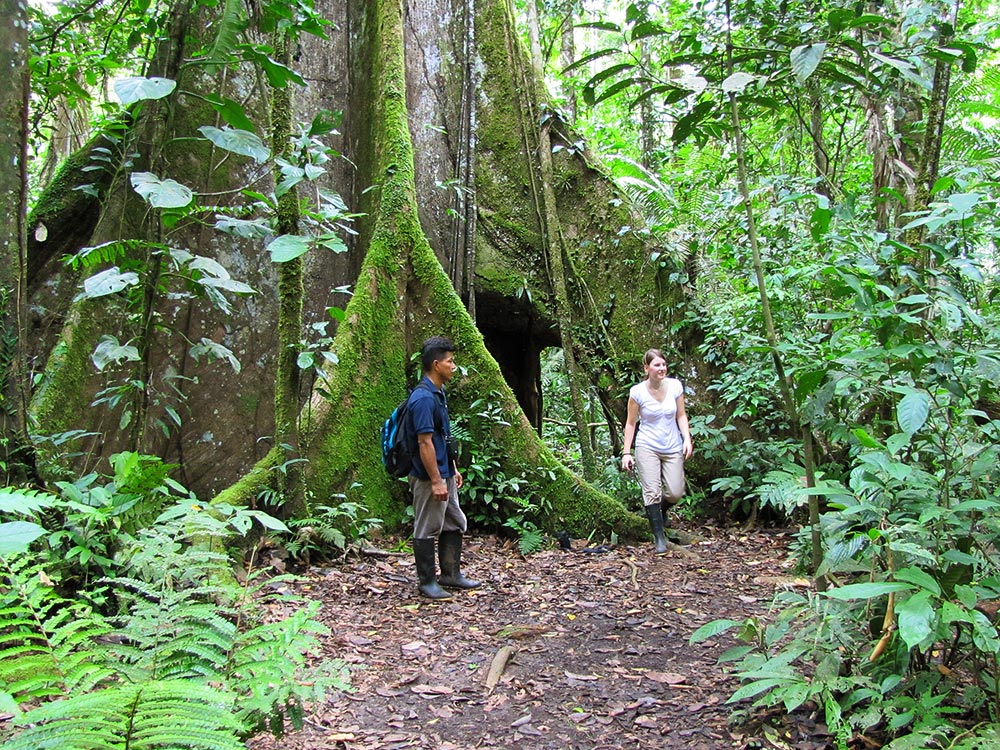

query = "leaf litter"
[[248, 525, 837, 750]]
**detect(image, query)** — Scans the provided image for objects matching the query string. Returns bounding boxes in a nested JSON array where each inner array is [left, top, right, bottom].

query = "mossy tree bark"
[[269, 32, 307, 518], [26, 0, 696, 541], [0, 0, 36, 484], [216, 0, 646, 540]]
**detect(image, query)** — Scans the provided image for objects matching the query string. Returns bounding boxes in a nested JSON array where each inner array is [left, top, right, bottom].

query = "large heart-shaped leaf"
[[199, 126, 270, 163], [130, 172, 194, 209], [114, 76, 176, 106]]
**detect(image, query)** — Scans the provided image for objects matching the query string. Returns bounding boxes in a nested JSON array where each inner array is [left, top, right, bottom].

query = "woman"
[[621, 349, 693, 554]]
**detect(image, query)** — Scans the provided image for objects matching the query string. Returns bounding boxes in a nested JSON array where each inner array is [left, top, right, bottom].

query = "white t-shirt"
[[629, 378, 684, 455]]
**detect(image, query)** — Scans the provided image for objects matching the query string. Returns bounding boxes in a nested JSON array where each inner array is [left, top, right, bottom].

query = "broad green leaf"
[[114, 76, 176, 105], [188, 256, 230, 279], [790, 43, 827, 83], [870, 51, 932, 91], [0, 521, 47, 556], [689, 618, 742, 643], [947, 192, 981, 215], [885, 432, 910, 455], [297, 351, 315, 369], [92, 335, 140, 371], [245, 510, 289, 532], [851, 428, 883, 449], [205, 94, 257, 132], [896, 391, 930, 435], [79, 267, 140, 299], [318, 235, 348, 253], [189, 338, 242, 373], [822, 582, 914, 600], [630, 20, 665, 41], [199, 277, 256, 294], [894, 567, 941, 595], [810, 204, 831, 241], [728, 678, 788, 703], [198, 126, 270, 163], [897, 591, 935, 649], [130, 172, 194, 209], [267, 234, 311, 262], [309, 109, 342, 136], [721, 72, 756, 94]]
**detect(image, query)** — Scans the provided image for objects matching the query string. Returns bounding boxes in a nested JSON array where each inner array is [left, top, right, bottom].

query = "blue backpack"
[[381, 383, 430, 478]]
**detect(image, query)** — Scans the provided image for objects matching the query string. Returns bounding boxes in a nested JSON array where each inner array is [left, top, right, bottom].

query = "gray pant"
[[635, 445, 685, 507], [410, 475, 468, 539]]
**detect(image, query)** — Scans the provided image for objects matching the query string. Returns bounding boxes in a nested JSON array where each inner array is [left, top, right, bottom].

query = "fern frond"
[[62, 239, 154, 272], [5, 680, 244, 750], [0, 557, 114, 701], [0, 487, 60, 518]]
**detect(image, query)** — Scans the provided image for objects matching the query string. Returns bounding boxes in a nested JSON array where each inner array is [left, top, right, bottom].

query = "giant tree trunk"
[[26, 0, 691, 539]]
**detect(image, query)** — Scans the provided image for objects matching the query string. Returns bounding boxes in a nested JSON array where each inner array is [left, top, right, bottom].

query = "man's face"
[[433, 352, 457, 382]]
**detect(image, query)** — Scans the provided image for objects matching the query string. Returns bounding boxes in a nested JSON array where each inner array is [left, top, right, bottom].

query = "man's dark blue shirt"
[[407, 376, 452, 480]]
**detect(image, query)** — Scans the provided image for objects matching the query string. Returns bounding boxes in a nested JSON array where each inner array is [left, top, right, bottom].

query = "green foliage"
[[684, 177, 1000, 740], [283, 497, 383, 563], [0, 499, 350, 747], [451, 389, 557, 541]]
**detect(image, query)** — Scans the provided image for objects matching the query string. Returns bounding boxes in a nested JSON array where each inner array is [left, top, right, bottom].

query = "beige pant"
[[635, 445, 685, 507], [410, 475, 468, 539]]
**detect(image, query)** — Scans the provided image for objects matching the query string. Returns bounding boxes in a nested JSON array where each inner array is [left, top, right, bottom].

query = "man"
[[407, 336, 481, 600]]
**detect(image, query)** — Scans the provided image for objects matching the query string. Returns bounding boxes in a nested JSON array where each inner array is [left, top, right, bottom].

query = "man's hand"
[[454, 469, 463, 490], [431, 477, 448, 502]]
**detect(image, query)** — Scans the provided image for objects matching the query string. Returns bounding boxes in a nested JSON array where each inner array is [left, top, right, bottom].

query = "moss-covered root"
[[211, 445, 283, 508]]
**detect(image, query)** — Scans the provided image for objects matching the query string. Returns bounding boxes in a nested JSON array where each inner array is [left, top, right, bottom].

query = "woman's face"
[[645, 356, 667, 379]]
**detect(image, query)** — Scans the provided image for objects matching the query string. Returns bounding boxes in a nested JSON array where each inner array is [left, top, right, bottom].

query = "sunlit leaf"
[[130, 172, 194, 209], [92, 335, 140, 372], [897, 391, 930, 435], [0, 521, 47, 556], [79, 267, 140, 299], [114, 76, 176, 105], [199, 126, 270, 163], [268, 234, 311, 262], [721, 72, 756, 94], [790, 43, 826, 83], [897, 591, 935, 649], [822, 582, 914, 600]]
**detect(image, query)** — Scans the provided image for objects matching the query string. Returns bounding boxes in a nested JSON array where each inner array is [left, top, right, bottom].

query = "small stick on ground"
[[484, 645, 517, 693]]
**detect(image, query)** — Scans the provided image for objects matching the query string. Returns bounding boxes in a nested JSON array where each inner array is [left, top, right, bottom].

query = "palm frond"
[[204, 0, 246, 65]]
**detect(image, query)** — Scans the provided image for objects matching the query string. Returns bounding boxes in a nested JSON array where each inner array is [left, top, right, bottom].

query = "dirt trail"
[[249, 527, 827, 750]]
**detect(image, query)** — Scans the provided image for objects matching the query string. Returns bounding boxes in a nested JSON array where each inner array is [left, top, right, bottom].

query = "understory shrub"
[[690, 185, 1000, 747], [0, 489, 350, 747]]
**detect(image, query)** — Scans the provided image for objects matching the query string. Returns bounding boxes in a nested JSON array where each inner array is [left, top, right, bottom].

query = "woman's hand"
[[621, 453, 634, 472], [683, 437, 693, 460]]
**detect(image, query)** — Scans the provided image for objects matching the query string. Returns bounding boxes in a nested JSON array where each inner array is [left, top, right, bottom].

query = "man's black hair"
[[421, 336, 456, 372]]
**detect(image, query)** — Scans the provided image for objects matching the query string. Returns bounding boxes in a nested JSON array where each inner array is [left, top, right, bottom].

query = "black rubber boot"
[[437, 530, 481, 589], [413, 538, 452, 600], [645, 505, 669, 554]]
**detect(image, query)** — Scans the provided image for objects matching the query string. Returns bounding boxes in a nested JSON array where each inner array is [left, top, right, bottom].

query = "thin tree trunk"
[[724, 5, 823, 586], [0, 0, 35, 483], [526, 0, 596, 479], [558, 4, 577, 122], [271, 31, 307, 517]]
